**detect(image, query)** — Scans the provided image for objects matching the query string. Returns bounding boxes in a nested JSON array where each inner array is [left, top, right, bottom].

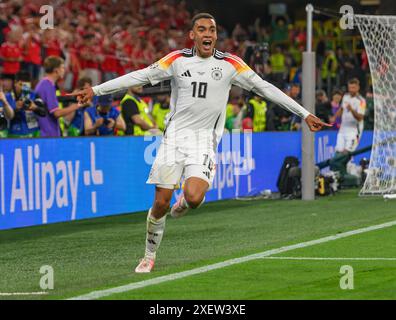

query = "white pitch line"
[[0, 292, 48, 296], [68, 219, 396, 300], [262, 256, 396, 261]]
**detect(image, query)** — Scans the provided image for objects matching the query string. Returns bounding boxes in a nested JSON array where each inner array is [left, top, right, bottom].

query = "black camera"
[[22, 98, 32, 110], [20, 84, 33, 110], [253, 43, 269, 65], [19, 82, 47, 113], [21, 97, 46, 111]]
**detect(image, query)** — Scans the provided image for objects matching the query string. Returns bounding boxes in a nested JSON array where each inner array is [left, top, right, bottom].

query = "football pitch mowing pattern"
[[0, 189, 395, 300]]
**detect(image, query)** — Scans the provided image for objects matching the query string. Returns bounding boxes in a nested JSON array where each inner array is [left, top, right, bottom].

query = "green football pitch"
[[0, 189, 395, 300]]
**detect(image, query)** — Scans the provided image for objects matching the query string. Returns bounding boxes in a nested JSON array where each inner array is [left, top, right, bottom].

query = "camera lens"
[[23, 98, 32, 110]]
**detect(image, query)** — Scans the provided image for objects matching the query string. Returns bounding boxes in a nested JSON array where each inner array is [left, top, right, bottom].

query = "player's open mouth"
[[202, 40, 212, 50]]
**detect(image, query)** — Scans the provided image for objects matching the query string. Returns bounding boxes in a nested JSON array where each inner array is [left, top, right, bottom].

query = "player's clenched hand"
[[67, 87, 94, 105], [305, 114, 332, 132]]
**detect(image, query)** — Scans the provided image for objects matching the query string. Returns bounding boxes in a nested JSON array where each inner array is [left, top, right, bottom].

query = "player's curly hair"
[[191, 13, 216, 29]]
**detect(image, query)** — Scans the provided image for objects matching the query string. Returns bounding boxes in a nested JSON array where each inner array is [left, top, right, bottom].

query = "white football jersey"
[[339, 93, 366, 136], [93, 48, 311, 149]]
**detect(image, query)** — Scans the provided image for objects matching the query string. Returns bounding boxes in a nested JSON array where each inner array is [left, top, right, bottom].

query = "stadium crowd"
[[0, 0, 374, 138]]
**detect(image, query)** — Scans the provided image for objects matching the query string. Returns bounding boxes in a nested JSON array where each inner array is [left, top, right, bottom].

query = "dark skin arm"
[[84, 112, 104, 136], [115, 115, 126, 131], [304, 114, 332, 132], [132, 114, 154, 131], [67, 87, 94, 105]]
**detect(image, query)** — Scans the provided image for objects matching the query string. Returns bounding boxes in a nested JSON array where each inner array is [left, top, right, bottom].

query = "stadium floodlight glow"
[[354, 15, 396, 196]]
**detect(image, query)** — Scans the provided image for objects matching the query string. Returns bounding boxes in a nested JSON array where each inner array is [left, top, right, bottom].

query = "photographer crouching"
[[0, 72, 46, 138], [84, 94, 126, 136]]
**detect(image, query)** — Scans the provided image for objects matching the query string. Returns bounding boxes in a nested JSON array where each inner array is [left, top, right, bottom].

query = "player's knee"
[[184, 191, 204, 209], [153, 198, 171, 212]]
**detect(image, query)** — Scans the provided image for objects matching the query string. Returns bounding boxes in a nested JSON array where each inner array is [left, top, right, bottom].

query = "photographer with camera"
[[0, 72, 47, 138], [35, 56, 82, 137], [84, 94, 126, 136]]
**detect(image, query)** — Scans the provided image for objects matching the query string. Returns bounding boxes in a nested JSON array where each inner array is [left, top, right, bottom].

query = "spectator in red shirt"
[[174, 1, 190, 28], [131, 38, 155, 70], [121, 34, 134, 73], [79, 34, 103, 85], [42, 29, 62, 58], [102, 39, 119, 81], [0, 28, 22, 88], [65, 44, 82, 91], [22, 23, 42, 84], [361, 49, 369, 72]]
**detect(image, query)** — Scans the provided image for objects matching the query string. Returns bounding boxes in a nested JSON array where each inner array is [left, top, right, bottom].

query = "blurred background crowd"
[[0, 0, 375, 138]]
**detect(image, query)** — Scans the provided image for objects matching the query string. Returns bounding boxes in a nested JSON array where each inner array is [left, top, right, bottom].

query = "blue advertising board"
[[0, 131, 373, 230]]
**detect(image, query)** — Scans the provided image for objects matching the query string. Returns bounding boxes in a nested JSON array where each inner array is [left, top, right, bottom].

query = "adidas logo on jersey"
[[181, 70, 192, 77]]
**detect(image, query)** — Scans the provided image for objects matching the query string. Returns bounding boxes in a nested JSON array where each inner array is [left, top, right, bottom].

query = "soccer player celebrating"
[[71, 13, 331, 273], [333, 78, 366, 153]]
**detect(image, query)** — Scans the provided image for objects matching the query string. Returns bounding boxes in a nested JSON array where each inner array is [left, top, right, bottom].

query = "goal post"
[[354, 15, 396, 196], [301, 4, 316, 201]]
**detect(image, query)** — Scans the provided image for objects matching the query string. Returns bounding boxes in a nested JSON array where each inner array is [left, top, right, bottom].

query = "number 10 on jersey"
[[191, 82, 208, 98]]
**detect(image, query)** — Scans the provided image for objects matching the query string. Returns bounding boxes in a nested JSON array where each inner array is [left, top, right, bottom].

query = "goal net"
[[355, 15, 396, 195]]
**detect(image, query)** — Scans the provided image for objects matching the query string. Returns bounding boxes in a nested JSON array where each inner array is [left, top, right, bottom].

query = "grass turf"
[[105, 225, 396, 299], [0, 189, 395, 299]]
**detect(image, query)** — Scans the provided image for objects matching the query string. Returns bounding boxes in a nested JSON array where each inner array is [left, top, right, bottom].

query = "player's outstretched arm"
[[68, 51, 178, 104], [67, 68, 153, 104], [231, 67, 331, 132], [259, 81, 332, 132]]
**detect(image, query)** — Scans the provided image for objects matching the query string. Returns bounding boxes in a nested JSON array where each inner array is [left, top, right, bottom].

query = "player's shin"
[[145, 208, 167, 260]]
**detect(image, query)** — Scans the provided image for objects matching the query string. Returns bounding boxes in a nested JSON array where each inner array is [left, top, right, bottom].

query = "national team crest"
[[211, 67, 223, 80]]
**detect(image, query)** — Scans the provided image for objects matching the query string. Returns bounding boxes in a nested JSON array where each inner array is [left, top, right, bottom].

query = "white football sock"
[[181, 196, 189, 208], [145, 208, 167, 260]]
